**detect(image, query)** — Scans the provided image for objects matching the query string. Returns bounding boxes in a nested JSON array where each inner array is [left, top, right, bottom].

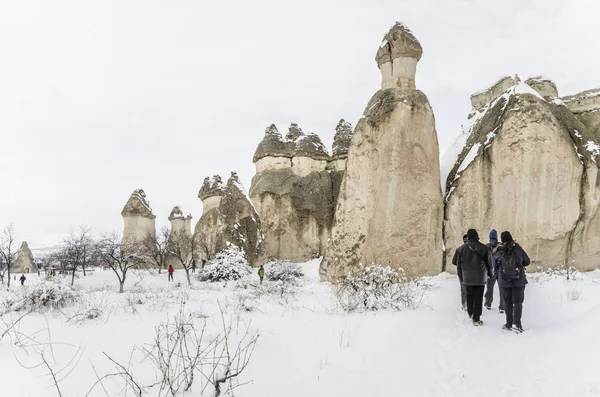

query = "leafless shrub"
[[333, 264, 430, 312]]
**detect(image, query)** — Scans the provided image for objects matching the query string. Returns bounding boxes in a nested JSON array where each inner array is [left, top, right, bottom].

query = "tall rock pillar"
[[121, 189, 156, 245], [320, 22, 444, 279]]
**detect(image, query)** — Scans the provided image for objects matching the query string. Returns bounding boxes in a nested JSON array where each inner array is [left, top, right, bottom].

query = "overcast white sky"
[[1, 0, 598, 249]]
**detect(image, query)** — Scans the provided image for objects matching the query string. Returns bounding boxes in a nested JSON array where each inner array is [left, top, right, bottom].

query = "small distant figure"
[[496, 231, 530, 333], [191, 259, 197, 274], [168, 265, 174, 282], [201, 259, 207, 269], [258, 265, 265, 285], [20, 274, 26, 286]]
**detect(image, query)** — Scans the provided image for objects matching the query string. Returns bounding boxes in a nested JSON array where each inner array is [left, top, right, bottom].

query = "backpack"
[[500, 249, 520, 281]]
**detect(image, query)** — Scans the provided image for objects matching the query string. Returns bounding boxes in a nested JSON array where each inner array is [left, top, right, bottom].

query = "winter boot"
[[473, 320, 484, 326], [502, 324, 512, 331]]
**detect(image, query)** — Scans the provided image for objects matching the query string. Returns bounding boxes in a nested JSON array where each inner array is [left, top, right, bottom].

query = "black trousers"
[[466, 285, 485, 321], [501, 286, 525, 328], [485, 274, 505, 310]]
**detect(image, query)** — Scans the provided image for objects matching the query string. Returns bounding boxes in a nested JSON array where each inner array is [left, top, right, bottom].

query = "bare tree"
[[95, 233, 145, 293], [58, 226, 96, 286], [0, 224, 18, 288], [168, 231, 197, 286], [141, 227, 170, 274]]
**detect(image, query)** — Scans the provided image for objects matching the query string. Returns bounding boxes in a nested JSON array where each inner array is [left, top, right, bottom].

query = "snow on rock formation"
[[562, 88, 600, 137], [443, 76, 600, 272], [320, 22, 444, 280], [121, 189, 156, 244], [14, 241, 35, 273], [249, 121, 352, 262], [195, 172, 266, 266]]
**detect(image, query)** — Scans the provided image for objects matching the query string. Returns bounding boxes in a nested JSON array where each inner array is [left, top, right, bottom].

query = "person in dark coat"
[[495, 231, 530, 333], [191, 259, 197, 274], [455, 229, 494, 325], [168, 265, 174, 281], [484, 229, 505, 312], [452, 233, 469, 310], [20, 274, 26, 286]]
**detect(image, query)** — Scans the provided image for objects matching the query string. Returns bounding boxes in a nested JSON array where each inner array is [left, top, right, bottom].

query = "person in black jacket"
[[484, 229, 504, 312], [452, 233, 469, 310], [455, 229, 494, 326], [495, 231, 530, 333]]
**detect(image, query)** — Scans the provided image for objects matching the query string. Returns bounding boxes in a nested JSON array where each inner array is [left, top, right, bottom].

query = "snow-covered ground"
[[2, 261, 600, 396]]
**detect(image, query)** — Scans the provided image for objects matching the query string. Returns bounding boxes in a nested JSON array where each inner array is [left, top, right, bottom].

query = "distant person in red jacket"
[[168, 265, 174, 281]]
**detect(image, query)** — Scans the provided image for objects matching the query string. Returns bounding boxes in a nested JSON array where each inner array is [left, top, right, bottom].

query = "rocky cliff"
[[320, 22, 444, 279], [121, 189, 156, 244], [443, 76, 600, 271], [194, 172, 266, 266], [249, 120, 352, 262]]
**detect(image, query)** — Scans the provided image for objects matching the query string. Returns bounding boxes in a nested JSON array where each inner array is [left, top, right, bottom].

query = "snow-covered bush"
[[265, 261, 304, 284], [198, 245, 253, 282], [18, 280, 80, 312], [333, 265, 428, 312]]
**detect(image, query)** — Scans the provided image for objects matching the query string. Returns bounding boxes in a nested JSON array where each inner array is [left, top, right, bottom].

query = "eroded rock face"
[[444, 80, 600, 272], [525, 76, 559, 98], [249, 121, 352, 262], [14, 242, 35, 273], [194, 172, 266, 266], [121, 189, 156, 244], [320, 22, 444, 279], [562, 88, 600, 137]]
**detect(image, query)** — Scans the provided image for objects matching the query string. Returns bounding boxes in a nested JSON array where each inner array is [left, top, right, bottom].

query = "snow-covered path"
[[1, 262, 600, 396]]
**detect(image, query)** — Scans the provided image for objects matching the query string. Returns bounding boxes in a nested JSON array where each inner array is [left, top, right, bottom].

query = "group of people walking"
[[452, 228, 530, 332]]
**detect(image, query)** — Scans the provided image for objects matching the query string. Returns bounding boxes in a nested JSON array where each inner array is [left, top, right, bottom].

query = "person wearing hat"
[[452, 233, 469, 310], [484, 229, 504, 312], [455, 229, 494, 326], [495, 231, 530, 333]]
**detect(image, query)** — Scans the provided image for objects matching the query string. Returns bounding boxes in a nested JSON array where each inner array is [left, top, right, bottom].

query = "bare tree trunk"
[[119, 280, 125, 293], [83, 266, 87, 277], [185, 268, 191, 286], [7, 267, 10, 289], [71, 267, 76, 286]]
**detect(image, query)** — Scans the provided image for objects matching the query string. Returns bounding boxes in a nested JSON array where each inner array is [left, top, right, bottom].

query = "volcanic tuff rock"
[[320, 22, 444, 280], [194, 172, 266, 266], [443, 78, 600, 272], [167, 206, 193, 268], [562, 88, 600, 137], [249, 121, 352, 262], [14, 241, 35, 273], [121, 189, 156, 244]]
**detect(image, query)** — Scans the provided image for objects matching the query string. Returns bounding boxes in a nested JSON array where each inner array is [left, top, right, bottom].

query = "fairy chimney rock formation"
[[168, 206, 192, 239], [199, 175, 225, 212], [320, 22, 444, 280], [250, 120, 351, 262], [376, 22, 422, 90], [195, 172, 266, 266], [525, 76, 559, 98], [121, 189, 156, 244], [14, 241, 35, 273], [329, 119, 354, 170], [443, 77, 600, 272]]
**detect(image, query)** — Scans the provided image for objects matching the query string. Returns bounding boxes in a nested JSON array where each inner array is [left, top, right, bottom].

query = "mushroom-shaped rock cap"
[[226, 171, 248, 195], [332, 119, 354, 157], [376, 22, 422, 67], [121, 189, 156, 219], [20, 241, 30, 249], [294, 133, 330, 159], [169, 206, 192, 221], [285, 123, 304, 141], [198, 175, 226, 201], [253, 124, 296, 163], [525, 76, 558, 98]]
